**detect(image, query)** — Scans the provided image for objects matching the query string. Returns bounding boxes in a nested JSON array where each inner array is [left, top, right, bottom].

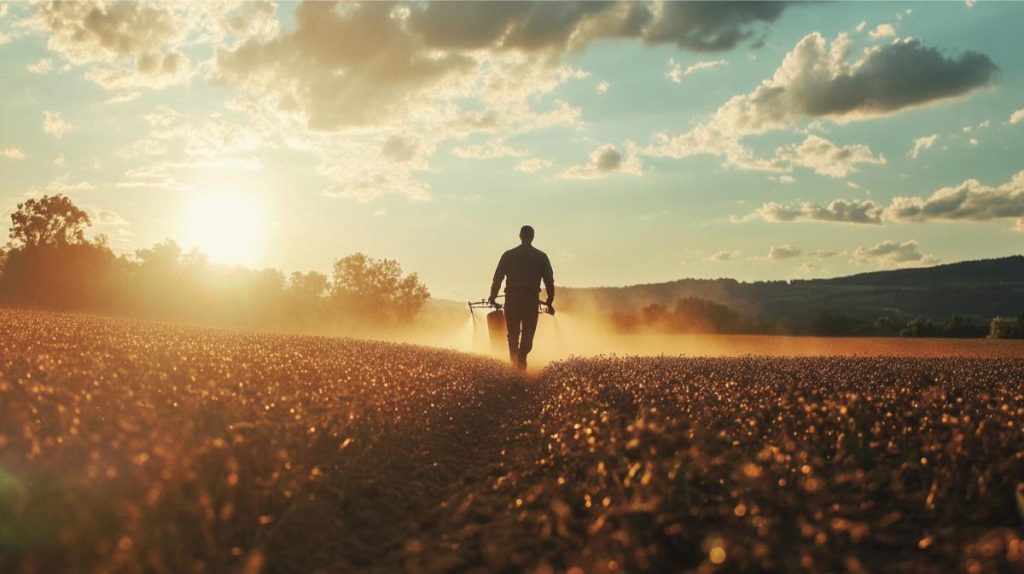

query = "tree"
[[288, 271, 329, 300], [672, 297, 739, 333], [330, 253, 430, 325], [9, 195, 91, 248]]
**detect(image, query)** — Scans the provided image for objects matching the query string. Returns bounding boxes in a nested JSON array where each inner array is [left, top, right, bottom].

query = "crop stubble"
[[0, 309, 1021, 573]]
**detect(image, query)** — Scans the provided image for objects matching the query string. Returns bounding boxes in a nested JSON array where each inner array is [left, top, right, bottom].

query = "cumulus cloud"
[[665, 59, 683, 84], [909, 134, 938, 158], [409, 1, 789, 53], [1008, 108, 1024, 125], [26, 58, 53, 75], [516, 157, 553, 173], [740, 199, 884, 224], [709, 250, 740, 262], [561, 143, 642, 180], [43, 110, 71, 138], [887, 170, 1024, 225], [1, 147, 26, 160], [30, 174, 95, 194], [212, 1, 792, 131], [714, 33, 997, 134], [774, 134, 885, 177], [768, 244, 802, 260], [86, 207, 128, 226], [647, 32, 996, 167], [452, 139, 527, 159], [33, 1, 196, 92], [596, 80, 609, 94], [868, 23, 896, 39], [743, 171, 1024, 231], [127, 106, 271, 168], [380, 136, 420, 163], [852, 239, 937, 267], [320, 155, 431, 202]]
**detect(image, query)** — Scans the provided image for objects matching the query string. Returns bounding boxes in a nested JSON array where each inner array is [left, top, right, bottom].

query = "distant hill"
[[557, 255, 1024, 323]]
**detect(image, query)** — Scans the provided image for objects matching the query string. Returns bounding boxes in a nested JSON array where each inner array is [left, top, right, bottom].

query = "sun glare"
[[181, 194, 265, 266]]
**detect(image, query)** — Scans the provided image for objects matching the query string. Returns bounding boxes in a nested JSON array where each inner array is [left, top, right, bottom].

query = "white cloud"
[[852, 239, 937, 267], [709, 250, 740, 262], [909, 134, 938, 159], [1009, 108, 1024, 125], [86, 207, 128, 226], [43, 110, 71, 138], [739, 199, 884, 224], [646, 32, 996, 168], [380, 136, 421, 164], [26, 58, 53, 75], [743, 171, 1024, 231], [887, 170, 1024, 224], [768, 244, 802, 260], [596, 81, 609, 94], [684, 59, 728, 76], [452, 139, 527, 159], [713, 32, 996, 134], [561, 143, 642, 180], [665, 58, 682, 84], [855, 21, 867, 33], [33, 1, 198, 93], [868, 24, 896, 39], [969, 138, 979, 146], [29, 174, 95, 194], [774, 134, 885, 178], [516, 158, 553, 173], [408, 1, 790, 53], [1, 147, 26, 160]]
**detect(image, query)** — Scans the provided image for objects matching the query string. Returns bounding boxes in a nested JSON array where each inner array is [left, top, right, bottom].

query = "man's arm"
[[489, 253, 507, 303], [542, 254, 555, 304]]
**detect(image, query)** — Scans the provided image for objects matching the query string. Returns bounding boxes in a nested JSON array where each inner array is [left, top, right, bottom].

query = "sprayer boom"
[[468, 298, 502, 316]]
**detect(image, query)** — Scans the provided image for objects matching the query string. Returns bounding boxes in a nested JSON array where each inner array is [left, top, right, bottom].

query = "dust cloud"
[[390, 308, 1024, 369]]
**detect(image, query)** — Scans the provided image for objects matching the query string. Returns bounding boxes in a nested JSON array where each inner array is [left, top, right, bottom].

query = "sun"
[[180, 194, 265, 267]]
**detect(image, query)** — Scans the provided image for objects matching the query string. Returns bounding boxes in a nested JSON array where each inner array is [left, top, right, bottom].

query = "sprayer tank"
[[486, 309, 506, 353]]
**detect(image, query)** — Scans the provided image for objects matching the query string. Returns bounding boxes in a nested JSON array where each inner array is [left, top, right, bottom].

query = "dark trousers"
[[504, 291, 539, 370]]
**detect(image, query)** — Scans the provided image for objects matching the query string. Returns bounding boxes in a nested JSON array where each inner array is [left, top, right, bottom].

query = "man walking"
[[489, 225, 555, 371]]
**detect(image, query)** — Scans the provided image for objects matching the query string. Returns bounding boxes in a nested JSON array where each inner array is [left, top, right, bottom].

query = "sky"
[[1, 1, 1022, 301]]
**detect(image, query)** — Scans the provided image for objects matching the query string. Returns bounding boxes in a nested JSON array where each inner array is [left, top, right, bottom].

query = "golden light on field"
[[180, 193, 265, 266]]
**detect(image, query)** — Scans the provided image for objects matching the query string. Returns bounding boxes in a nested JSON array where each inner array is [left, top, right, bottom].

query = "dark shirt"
[[490, 244, 555, 301]]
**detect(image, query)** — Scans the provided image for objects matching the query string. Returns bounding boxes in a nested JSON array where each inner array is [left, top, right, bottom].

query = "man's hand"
[[487, 295, 497, 307], [543, 298, 555, 315]]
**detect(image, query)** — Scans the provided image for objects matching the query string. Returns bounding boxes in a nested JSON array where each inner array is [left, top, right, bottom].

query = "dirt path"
[[260, 376, 545, 573]]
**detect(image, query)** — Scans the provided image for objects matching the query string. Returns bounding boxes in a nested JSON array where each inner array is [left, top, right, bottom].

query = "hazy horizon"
[[2, 1, 1023, 301]]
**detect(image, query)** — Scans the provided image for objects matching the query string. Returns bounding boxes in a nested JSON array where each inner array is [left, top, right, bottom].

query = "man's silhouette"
[[489, 225, 554, 371]]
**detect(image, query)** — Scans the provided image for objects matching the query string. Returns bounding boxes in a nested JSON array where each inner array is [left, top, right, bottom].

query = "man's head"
[[519, 225, 535, 244]]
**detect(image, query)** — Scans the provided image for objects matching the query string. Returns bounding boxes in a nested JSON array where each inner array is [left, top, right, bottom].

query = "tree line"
[[610, 297, 1024, 339], [0, 195, 430, 332]]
